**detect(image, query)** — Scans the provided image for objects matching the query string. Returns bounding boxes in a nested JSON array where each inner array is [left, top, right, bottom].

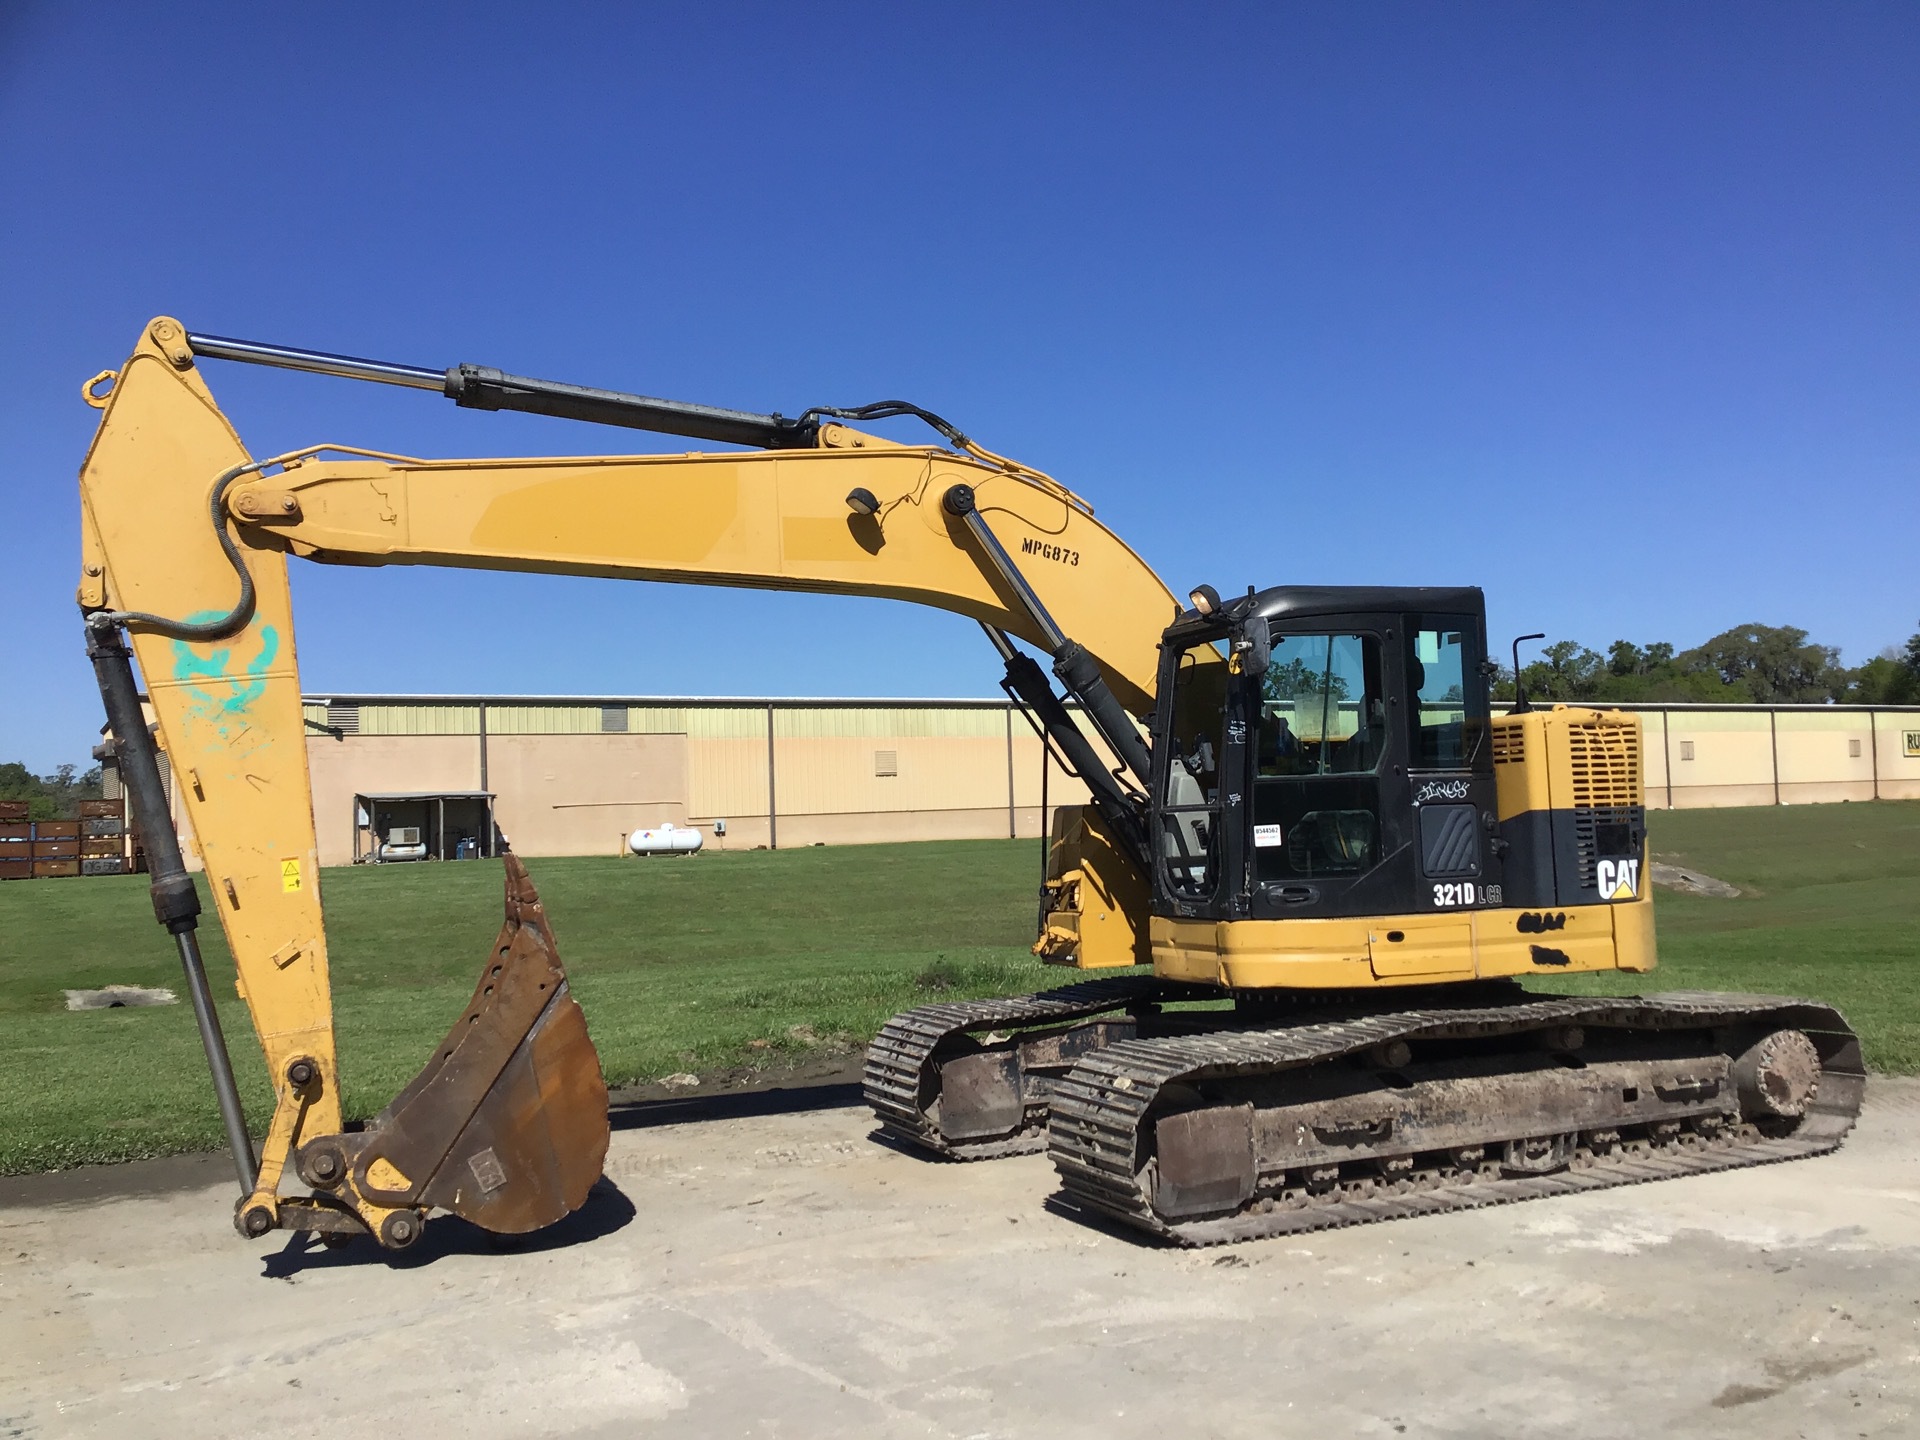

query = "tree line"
[[1494, 621, 1920, 706], [0, 762, 105, 821]]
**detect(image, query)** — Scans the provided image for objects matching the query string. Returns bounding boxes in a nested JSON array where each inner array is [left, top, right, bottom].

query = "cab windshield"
[[1256, 634, 1385, 777]]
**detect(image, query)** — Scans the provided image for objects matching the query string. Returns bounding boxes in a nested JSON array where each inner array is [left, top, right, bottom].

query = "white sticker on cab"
[[1253, 824, 1284, 848]]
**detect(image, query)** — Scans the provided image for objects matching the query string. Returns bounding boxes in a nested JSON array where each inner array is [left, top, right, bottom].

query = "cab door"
[[1244, 620, 1417, 920], [1151, 637, 1232, 917], [1405, 615, 1503, 915]]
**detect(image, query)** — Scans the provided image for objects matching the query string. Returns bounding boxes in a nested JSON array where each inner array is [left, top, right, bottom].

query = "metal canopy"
[[354, 791, 495, 802], [353, 791, 500, 864]]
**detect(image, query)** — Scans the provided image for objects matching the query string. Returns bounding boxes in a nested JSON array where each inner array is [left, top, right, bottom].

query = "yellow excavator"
[[75, 317, 1861, 1250]]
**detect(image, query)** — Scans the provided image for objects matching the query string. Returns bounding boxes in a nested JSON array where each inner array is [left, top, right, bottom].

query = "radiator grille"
[[1491, 722, 1526, 766], [1566, 720, 1641, 810]]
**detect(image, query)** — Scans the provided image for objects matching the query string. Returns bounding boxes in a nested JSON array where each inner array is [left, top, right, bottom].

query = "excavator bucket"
[[296, 856, 610, 1239]]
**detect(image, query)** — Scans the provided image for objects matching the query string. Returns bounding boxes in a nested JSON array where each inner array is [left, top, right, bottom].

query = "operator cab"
[[1149, 586, 1498, 922]]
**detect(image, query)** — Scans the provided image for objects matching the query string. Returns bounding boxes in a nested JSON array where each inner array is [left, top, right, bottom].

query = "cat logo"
[[1595, 858, 1639, 901]]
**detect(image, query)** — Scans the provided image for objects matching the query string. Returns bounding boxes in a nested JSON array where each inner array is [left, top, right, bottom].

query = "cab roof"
[[1165, 585, 1486, 641], [1248, 585, 1484, 623]]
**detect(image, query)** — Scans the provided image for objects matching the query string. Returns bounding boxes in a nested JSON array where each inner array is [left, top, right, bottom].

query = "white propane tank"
[[628, 822, 703, 856], [376, 842, 429, 862]]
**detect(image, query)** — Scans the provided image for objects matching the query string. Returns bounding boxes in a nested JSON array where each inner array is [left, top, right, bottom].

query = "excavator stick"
[[78, 325, 608, 1250], [290, 856, 609, 1245]]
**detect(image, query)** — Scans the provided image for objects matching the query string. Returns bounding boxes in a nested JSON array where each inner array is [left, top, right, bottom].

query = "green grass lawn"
[[1, 803, 1916, 1175], [0, 840, 1046, 1174]]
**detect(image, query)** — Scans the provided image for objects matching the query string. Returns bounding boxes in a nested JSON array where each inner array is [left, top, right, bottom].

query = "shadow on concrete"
[[1040, 1190, 1173, 1248], [862, 1124, 949, 1162], [259, 1175, 638, 1278], [608, 1079, 865, 1134]]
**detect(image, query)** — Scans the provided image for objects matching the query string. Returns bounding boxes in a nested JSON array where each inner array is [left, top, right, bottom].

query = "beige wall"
[[489, 733, 689, 858], [1875, 718, 1920, 801], [1631, 707, 1920, 809], [681, 719, 1092, 851]]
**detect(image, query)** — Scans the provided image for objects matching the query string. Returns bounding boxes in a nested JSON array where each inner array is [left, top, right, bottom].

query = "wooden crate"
[[81, 817, 126, 838], [0, 801, 27, 823], [0, 823, 29, 844], [80, 837, 125, 860], [32, 859, 80, 878], [31, 839, 79, 860], [0, 857, 31, 881], [81, 857, 127, 877], [79, 799, 125, 819], [34, 820, 79, 840]]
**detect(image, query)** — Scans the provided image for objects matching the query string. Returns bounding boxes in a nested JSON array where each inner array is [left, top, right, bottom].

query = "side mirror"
[[1509, 632, 1546, 714], [1232, 618, 1270, 678]]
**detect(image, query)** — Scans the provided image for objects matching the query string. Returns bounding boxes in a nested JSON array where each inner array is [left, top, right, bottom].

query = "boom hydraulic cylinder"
[[85, 614, 257, 1194], [944, 484, 1154, 789], [184, 332, 820, 448]]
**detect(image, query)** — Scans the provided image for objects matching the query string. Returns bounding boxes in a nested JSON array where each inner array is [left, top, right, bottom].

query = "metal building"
[[107, 694, 1920, 871], [291, 694, 1097, 866]]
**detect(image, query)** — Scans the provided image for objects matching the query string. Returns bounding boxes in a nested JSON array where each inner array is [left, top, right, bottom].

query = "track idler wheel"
[[293, 855, 610, 1246], [1732, 1029, 1821, 1119]]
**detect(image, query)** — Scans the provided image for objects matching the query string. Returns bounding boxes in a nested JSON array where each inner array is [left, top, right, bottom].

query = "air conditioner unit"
[[387, 826, 422, 845]]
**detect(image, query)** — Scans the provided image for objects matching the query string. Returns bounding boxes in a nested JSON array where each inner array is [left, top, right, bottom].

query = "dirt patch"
[[1650, 862, 1742, 898], [64, 984, 177, 1010], [1710, 1349, 1873, 1408], [0, 1147, 235, 1208], [0, 1054, 867, 1209]]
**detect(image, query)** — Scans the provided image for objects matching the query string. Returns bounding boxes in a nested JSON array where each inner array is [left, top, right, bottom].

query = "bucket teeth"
[[299, 854, 609, 1240]]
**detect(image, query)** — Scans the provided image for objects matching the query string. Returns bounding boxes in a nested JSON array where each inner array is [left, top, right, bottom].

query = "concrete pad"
[[3, 1081, 1917, 1439]]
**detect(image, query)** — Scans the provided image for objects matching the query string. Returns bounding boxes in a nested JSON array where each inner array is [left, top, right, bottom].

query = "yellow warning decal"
[[280, 858, 303, 893]]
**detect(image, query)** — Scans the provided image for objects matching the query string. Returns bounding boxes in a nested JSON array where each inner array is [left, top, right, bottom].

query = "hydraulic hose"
[[92, 459, 263, 642]]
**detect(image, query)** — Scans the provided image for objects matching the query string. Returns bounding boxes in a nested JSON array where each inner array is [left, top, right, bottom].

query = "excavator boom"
[[75, 317, 1178, 1248]]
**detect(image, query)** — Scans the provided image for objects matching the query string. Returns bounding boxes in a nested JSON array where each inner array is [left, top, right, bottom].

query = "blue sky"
[[3, 3, 1915, 773]]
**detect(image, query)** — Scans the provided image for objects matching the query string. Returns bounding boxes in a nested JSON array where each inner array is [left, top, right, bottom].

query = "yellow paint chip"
[[365, 1157, 411, 1192]]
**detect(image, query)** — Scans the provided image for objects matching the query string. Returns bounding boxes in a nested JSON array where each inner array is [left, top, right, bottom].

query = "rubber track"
[[862, 975, 1167, 1158], [1047, 991, 1864, 1245]]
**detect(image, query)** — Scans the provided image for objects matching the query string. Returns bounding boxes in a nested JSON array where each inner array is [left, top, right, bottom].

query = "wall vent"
[[600, 706, 630, 733], [874, 749, 899, 777], [1678, 739, 1695, 762], [327, 702, 361, 735]]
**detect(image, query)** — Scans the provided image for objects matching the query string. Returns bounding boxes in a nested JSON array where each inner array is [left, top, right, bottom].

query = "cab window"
[[1410, 621, 1486, 769]]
